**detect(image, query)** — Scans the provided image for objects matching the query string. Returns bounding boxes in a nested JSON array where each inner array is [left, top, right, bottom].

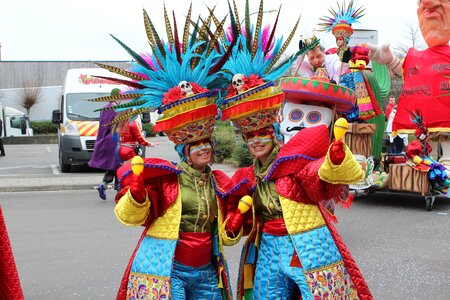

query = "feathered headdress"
[[218, 0, 301, 133], [317, 0, 365, 38], [86, 5, 233, 144]]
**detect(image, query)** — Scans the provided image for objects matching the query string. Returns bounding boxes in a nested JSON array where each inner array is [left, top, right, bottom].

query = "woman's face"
[[417, 0, 450, 46], [188, 139, 213, 170], [245, 128, 274, 163]]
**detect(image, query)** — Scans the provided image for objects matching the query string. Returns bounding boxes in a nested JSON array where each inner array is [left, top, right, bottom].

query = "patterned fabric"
[[126, 272, 170, 300], [305, 262, 358, 299]]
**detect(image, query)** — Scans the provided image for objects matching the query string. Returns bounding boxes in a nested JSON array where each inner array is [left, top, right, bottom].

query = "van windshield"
[[66, 93, 109, 121]]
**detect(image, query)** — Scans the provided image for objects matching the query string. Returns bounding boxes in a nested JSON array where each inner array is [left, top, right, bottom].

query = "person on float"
[[91, 5, 240, 299], [218, 1, 372, 299], [295, 35, 349, 83]]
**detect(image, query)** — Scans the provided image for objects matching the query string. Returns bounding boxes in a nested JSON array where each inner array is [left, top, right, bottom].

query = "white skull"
[[280, 103, 333, 144], [232, 74, 245, 93], [178, 81, 193, 96]]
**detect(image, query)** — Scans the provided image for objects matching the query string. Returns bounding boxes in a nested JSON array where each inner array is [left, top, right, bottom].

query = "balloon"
[[131, 156, 144, 175], [238, 195, 253, 214], [333, 118, 349, 141]]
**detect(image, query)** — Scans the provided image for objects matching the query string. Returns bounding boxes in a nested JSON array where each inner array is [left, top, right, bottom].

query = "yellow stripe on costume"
[[146, 184, 182, 240], [114, 189, 151, 226], [279, 196, 325, 234], [243, 264, 254, 289]]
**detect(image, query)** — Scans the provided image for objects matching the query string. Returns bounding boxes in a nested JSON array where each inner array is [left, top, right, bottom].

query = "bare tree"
[[20, 83, 42, 117], [392, 21, 427, 58]]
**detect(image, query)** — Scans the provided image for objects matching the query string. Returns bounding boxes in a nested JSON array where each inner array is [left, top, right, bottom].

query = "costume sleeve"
[[293, 158, 345, 202], [114, 189, 151, 226], [130, 121, 150, 146]]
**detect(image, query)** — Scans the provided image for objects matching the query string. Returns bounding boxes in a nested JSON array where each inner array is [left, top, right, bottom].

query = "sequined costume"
[[114, 159, 238, 299]]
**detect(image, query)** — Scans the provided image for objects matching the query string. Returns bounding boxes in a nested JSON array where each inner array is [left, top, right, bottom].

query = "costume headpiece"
[[317, 0, 365, 39], [87, 5, 232, 145], [218, 0, 300, 133], [298, 34, 321, 52]]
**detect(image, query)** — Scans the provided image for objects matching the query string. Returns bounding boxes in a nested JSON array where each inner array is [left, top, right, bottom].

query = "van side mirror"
[[52, 110, 62, 124], [141, 112, 150, 124]]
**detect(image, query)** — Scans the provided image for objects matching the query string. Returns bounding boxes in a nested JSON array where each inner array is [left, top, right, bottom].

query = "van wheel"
[[59, 148, 71, 173]]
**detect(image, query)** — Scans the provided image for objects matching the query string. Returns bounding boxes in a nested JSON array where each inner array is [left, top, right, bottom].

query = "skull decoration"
[[232, 74, 245, 94], [178, 81, 193, 96]]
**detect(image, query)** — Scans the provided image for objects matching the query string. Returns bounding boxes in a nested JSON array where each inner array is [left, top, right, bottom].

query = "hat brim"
[[278, 77, 356, 113]]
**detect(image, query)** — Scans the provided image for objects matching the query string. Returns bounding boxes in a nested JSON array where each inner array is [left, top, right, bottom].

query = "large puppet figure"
[[218, 1, 372, 299], [368, 0, 450, 135], [90, 6, 240, 299]]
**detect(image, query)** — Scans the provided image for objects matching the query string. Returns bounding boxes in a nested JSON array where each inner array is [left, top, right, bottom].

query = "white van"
[[0, 104, 33, 137], [51, 68, 150, 172]]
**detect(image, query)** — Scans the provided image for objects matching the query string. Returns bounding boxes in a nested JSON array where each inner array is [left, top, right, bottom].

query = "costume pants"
[[171, 260, 221, 300], [253, 233, 310, 300]]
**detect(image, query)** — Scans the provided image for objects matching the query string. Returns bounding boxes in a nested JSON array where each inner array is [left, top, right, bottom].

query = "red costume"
[[117, 120, 149, 162], [393, 45, 450, 133]]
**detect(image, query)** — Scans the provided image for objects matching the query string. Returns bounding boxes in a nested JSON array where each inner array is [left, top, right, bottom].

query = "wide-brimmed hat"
[[221, 82, 284, 133], [153, 92, 218, 144]]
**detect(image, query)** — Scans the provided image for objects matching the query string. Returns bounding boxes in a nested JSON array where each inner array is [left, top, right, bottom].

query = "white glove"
[[367, 42, 393, 65], [367, 42, 402, 76]]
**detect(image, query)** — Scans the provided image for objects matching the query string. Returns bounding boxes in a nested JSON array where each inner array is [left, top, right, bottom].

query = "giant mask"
[[280, 103, 333, 143]]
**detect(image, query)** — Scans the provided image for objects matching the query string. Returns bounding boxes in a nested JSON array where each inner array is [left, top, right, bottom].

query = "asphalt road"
[[1, 141, 450, 299], [1, 190, 450, 299]]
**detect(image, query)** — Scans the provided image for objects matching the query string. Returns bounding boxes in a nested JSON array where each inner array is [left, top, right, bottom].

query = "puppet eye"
[[306, 111, 322, 124], [288, 109, 304, 122]]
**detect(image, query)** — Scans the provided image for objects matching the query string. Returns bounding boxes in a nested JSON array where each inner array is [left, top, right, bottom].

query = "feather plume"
[[232, 0, 241, 33], [172, 11, 182, 64], [143, 9, 155, 46], [182, 3, 192, 54], [110, 34, 153, 71], [251, 0, 264, 59], [92, 75, 147, 89], [205, 16, 226, 58], [94, 63, 146, 81], [163, 5, 174, 46], [86, 93, 142, 103], [264, 5, 280, 55], [265, 16, 300, 73], [94, 99, 148, 112], [107, 107, 148, 126], [245, 0, 251, 51]]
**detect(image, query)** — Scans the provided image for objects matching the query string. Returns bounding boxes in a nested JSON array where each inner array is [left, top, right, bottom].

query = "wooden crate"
[[344, 123, 376, 157], [388, 164, 430, 196]]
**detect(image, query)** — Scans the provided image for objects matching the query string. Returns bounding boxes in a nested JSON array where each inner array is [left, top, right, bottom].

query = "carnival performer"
[[218, 1, 372, 299], [317, 0, 365, 64], [90, 5, 239, 299], [367, 0, 450, 135], [296, 35, 349, 83], [88, 88, 122, 200], [113, 110, 155, 163]]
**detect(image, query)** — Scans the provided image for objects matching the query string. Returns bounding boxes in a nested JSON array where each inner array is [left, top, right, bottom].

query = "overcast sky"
[[0, 0, 422, 61]]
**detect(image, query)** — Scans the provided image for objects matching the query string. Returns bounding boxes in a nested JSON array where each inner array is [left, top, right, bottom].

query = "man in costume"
[[296, 35, 349, 83], [218, 1, 372, 299], [90, 5, 240, 299]]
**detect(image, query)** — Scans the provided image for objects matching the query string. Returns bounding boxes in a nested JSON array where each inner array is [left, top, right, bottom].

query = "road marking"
[[51, 164, 60, 175]]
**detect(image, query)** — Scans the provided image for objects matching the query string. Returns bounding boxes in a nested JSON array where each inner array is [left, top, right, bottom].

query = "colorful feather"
[[94, 63, 146, 81], [94, 99, 149, 112], [91, 75, 147, 89], [163, 4, 174, 46], [251, 0, 264, 59], [110, 34, 153, 71], [182, 3, 192, 54], [86, 93, 143, 103]]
